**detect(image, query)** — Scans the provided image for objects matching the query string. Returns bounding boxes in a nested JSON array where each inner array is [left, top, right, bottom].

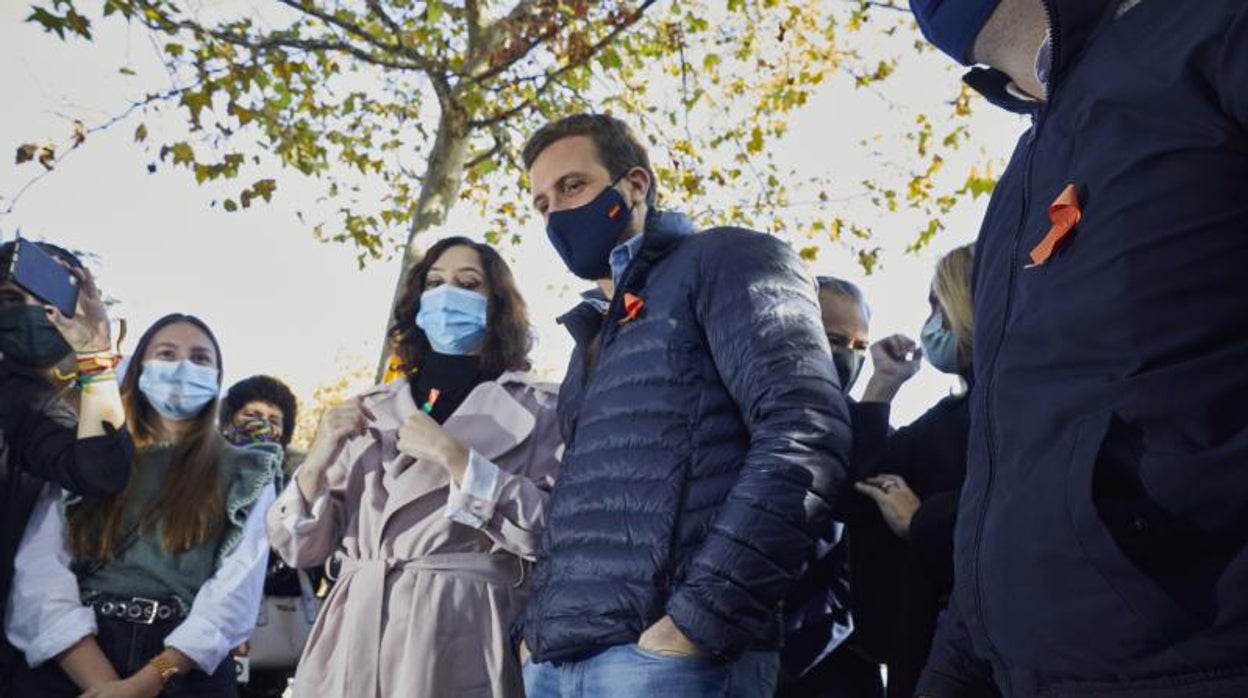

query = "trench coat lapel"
[[375, 377, 536, 533]]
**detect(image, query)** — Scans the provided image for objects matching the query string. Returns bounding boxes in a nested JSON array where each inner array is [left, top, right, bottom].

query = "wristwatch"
[[148, 655, 180, 686]]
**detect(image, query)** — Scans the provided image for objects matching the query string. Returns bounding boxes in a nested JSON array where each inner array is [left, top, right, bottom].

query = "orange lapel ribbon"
[[621, 293, 644, 324], [1028, 184, 1082, 268]]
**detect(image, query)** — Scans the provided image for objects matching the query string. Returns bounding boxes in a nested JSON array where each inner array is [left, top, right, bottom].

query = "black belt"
[[89, 596, 187, 625]]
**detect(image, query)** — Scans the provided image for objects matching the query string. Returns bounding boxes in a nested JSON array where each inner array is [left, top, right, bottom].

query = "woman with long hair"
[[268, 237, 561, 697], [8, 313, 280, 697]]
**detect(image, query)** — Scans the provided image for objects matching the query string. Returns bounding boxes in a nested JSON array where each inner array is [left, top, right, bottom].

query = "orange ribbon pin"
[[621, 293, 644, 323], [1028, 184, 1082, 268]]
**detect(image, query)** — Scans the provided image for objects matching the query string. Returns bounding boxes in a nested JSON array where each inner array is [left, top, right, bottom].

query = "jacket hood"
[[965, 0, 1119, 110]]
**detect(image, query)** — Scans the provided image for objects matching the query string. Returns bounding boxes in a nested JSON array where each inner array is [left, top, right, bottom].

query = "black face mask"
[[0, 304, 73, 369], [831, 348, 865, 394]]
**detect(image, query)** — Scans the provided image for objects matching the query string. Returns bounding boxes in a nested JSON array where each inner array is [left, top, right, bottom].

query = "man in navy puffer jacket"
[[517, 114, 852, 697], [909, 1, 1248, 696]]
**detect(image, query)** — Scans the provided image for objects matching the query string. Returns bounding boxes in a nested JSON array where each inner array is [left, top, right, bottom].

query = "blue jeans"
[[524, 644, 779, 698]]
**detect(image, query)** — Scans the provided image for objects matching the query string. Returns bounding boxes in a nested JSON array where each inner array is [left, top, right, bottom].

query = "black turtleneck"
[[408, 352, 499, 424]]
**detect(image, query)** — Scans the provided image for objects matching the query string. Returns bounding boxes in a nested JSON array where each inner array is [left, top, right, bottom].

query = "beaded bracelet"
[[75, 352, 122, 375], [76, 370, 118, 391]]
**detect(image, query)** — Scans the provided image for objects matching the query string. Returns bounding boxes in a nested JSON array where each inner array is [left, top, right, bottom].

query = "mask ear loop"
[[611, 168, 652, 217]]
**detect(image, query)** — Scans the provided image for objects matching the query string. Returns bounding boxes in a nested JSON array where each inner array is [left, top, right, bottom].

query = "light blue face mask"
[[138, 359, 220, 420], [416, 284, 489, 356], [920, 313, 961, 375]]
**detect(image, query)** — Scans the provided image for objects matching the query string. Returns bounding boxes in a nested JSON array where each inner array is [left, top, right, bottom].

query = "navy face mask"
[[909, 0, 1003, 65], [546, 181, 633, 281]]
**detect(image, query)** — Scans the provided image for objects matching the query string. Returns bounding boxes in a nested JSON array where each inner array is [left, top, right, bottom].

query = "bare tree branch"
[[462, 0, 561, 83], [274, 0, 400, 54], [2, 83, 200, 217], [464, 137, 502, 170], [468, 0, 659, 128], [364, 0, 408, 48], [465, 0, 483, 54], [131, 0, 438, 74]]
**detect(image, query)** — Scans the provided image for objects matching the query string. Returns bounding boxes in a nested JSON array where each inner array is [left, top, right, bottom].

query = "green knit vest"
[[71, 442, 280, 607]]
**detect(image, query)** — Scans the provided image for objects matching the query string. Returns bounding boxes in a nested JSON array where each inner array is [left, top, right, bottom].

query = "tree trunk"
[[374, 100, 474, 382]]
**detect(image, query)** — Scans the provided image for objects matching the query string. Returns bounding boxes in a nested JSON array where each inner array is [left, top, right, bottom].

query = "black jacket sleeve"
[[666, 229, 852, 659], [15, 389, 133, 498], [849, 400, 892, 480], [909, 489, 961, 598], [833, 400, 892, 522]]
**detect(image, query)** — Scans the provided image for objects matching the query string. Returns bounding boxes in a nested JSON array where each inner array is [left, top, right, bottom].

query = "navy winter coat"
[[521, 212, 852, 663], [920, 1, 1248, 696]]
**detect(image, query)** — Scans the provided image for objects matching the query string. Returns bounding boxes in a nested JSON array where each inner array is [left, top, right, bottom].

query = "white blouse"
[[5, 484, 273, 674]]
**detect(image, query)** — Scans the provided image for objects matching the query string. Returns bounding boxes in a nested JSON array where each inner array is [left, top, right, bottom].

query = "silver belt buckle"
[[129, 597, 160, 625]]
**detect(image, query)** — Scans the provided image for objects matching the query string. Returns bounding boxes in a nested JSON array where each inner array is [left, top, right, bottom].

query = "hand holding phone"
[[9, 238, 79, 318], [5, 239, 112, 354], [44, 266, 113, 354]]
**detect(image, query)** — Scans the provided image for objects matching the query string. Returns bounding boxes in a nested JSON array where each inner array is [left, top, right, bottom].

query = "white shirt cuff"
[[445, 450, 502, 529], [279, 488, 329, 536], [164, 615, 230, 674], [22, 607, 97, 668]]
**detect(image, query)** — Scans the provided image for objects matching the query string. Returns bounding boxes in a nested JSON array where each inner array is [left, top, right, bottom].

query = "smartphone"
[[7, 238, 79, 318]]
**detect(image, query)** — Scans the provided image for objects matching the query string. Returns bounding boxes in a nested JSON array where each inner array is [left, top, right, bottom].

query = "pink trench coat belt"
[[334, 551, 525, 696]]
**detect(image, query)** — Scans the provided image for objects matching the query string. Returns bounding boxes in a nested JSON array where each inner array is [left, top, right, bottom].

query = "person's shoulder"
[[497, 371, 560, 410], [910, 392, 970, 430], [0, 368, 74, 429], [356, 377, 410, 413], [0, 364, 55, 404], [686, 226, 779, 250], [678, 227, 802, 284], [686, 227, 794, 265], [223, 441, 283, 478]]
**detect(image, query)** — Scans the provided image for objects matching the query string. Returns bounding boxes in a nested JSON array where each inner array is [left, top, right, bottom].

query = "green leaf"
[[169, 142, 195, 166], [27, 8, 68, 39], [747, 125, 764, 155]]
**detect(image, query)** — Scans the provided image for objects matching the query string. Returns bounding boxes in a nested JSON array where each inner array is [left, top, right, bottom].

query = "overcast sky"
[[0, 2, 1028, 428]]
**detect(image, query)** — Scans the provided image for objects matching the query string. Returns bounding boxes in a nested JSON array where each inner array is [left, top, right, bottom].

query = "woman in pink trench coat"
[[267, 238, 561, 697]]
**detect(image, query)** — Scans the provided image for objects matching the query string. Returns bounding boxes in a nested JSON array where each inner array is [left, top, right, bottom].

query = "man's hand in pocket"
[[637, 615, 704, 658]]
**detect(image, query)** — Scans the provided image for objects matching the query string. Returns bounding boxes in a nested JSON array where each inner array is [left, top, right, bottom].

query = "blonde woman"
[[844, 243, 975, 698]]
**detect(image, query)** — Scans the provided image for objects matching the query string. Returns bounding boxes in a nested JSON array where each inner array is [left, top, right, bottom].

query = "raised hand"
[[46, 267, 111, 354]]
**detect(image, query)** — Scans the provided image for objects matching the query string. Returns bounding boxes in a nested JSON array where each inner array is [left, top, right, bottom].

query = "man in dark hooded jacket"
[[909, 1, 1248, 696]]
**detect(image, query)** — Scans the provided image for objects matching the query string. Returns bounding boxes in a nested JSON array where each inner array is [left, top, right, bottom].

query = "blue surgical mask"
[[920, 314, 961, 375], [546, 181, 633, 281], [909, 0, 1003, 65], [138, 359, 220, 420], [416, 285, 488, 355]]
